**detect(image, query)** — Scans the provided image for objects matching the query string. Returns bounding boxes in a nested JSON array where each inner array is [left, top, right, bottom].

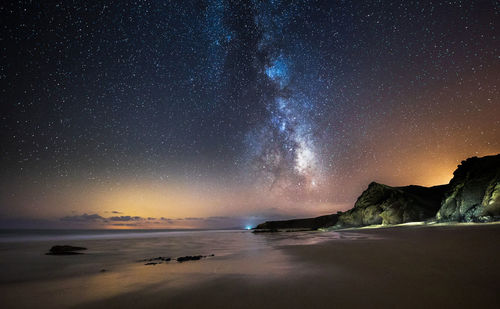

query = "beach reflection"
[[0, 230, 376, 307], [252, 230, 378, 247]]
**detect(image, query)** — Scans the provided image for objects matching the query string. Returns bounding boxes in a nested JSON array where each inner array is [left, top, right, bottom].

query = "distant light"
[[245, 226, 252, 230]]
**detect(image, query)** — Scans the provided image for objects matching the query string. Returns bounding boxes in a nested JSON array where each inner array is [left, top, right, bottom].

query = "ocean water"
[[0, 228, 217, 243], [0, 229, 371, 281], [0, 228, 369, 243], [0, 229, 373, 307]]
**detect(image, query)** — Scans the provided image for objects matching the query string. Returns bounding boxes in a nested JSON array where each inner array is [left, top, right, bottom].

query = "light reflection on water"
[[0, 230, 376, 307], [0, 230, 375, 283]]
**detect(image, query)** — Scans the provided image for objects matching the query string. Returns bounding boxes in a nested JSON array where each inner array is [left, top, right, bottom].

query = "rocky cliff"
[[335, 183, 448, 228], [253, 154, 500, 230], [254, 214, 338, 231], [436, 154, 500, 222]]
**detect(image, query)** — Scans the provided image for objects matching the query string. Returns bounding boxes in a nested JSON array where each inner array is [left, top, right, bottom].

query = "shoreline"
[[80, 224, 500, 308], [1, 224, 499, 308], [326, 220, 500, 231], [251, 220, 500, 233]]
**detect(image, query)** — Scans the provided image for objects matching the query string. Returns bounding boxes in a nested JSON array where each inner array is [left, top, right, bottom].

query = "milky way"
[[1, 1, 499, 228], [245, 2, 324, 196]]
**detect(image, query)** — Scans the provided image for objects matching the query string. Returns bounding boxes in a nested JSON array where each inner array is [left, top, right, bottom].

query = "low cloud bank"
[[0, 209, 303, 229]]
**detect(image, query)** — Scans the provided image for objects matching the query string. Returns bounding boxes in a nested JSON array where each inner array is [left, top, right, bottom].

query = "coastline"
[[80, 224, 500, 308], [1, 224, 498, 308], [327, 220, 500, 231]]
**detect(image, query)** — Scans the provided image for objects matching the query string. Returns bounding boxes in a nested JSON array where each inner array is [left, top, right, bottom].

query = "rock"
[[141, 255, 212, 264], [253, 183, 448, 231], [253, 214, 339, 231], [336, 182, 448, 228], [176, 255, 203, 262], [46, 245, 87, 255], [253, 154, 500, 229], [142, 256, 171, 262], [437, 154, 500, 222]]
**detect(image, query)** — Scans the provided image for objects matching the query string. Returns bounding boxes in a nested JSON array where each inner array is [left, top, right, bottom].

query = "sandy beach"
[[1, 224, 499, 309]]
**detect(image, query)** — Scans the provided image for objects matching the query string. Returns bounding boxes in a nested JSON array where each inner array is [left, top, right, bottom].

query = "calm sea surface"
[[0, 229, 370, 283], [0, 228, 375, 308]]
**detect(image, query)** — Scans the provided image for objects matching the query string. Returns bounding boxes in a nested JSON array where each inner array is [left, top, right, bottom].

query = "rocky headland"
[[254, 214, 338, 231], [437, 154, 500, 222], [335, 182, 448, 228], [254, 154, 500, 231]]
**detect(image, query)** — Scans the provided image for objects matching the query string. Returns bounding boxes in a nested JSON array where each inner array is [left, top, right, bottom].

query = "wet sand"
[[1, 225, 499, 308]]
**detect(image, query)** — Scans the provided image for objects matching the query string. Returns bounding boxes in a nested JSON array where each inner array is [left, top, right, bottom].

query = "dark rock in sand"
[[176, 255, 203, 262], [335, 182, 448, 228], [141, 254, 212, 264], [142, 256, 171, 262], [437, 154, 500, 222], [46, 245, 87, 255], [254, 214, 339, 231]]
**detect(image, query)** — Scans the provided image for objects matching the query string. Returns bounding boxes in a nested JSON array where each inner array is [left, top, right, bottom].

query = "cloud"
[[60, 213, 104, 222], [108, 216, 143, 222], [160, 217, 174, 224], [56, 212, 290, 229], [60, 213, 149, 224], [111, 211, 123, 214]]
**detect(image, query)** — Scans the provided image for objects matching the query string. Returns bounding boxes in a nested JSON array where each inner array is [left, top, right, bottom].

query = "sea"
[[0, 228, 370, 282], [0, 228, 372, 307]]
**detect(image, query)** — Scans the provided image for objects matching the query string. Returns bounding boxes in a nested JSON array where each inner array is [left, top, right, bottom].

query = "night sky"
[[1, 1, 499, 229]]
